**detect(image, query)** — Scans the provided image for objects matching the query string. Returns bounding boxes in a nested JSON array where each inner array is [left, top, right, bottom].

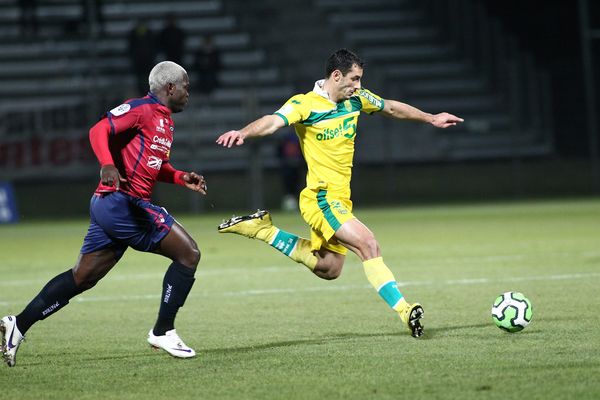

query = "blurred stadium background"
[[0, 0, 599, 220]]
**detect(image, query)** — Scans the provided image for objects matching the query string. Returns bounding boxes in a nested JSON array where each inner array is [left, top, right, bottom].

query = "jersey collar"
[[147, 91, 162, 104], [313, 79, 337, 105], [147, 92, 172, 115]]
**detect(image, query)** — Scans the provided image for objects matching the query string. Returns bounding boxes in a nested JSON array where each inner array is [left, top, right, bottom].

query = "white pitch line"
[[0, 272, 599, 307], [2, 249, 599, 288], [69, 284, 371, 304], [0, 266, 289, 287]]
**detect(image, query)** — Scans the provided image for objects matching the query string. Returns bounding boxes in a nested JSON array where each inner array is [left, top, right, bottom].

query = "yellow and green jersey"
[[274, 80, 384, 198]]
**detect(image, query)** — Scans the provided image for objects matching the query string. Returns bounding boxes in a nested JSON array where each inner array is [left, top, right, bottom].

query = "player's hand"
[[183, 172, 207, 195], [431, 112, 464, 129], [100, 164, 127, 190], [216, 130, 245, 148]]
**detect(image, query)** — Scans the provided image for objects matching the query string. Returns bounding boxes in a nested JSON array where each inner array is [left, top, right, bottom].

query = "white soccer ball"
[[491, 291, 533, 332]]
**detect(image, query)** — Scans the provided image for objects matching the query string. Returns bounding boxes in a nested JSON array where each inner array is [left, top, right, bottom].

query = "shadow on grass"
[[21, 317, 562, 366], [427, 315, 577, 338], [425, 322, 491, 336], [204, 319, 544, 352], [20, 331, 410, 366], [204, 331, 414, 355]]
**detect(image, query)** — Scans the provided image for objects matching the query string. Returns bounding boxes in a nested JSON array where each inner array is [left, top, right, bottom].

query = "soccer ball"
[[491, 292, 533, 332]]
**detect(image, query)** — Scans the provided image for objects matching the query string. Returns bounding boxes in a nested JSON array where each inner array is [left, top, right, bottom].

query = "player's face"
[[168, 74, 190, 113], [334, 64, 363, 102]]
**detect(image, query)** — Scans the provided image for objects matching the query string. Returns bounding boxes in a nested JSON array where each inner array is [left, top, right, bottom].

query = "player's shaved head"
[[149, 61, 187, 93]]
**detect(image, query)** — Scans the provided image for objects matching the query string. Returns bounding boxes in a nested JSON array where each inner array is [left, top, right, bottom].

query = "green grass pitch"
[[1, 198, 599, 399]]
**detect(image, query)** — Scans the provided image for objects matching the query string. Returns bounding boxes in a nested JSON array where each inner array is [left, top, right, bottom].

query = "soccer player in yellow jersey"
[[216, 49, 463, 337]]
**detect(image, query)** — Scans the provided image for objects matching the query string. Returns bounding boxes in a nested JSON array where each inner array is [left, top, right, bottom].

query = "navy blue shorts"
[[80, 191, 175, 259]]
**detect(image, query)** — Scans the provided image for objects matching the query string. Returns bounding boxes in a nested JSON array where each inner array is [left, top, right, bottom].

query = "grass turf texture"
[[1, 198, 599, 399]]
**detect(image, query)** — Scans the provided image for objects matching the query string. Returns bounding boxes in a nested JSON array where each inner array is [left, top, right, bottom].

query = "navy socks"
[[153, 262, 196, 336], [16, 270, 82, 335], [14, 263, 196, 337]]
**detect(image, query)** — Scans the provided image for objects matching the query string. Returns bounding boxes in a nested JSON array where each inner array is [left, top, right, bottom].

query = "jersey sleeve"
[[357, 88, 385, 114], [273, 94, 310, 126], [105, 102, 144, 135], [157, 161, 186, 186], [89, 118, 114, 166], [89, 102, 146, 166]]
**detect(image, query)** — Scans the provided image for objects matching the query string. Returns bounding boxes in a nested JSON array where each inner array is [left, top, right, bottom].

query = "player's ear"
[[332, 70, 342, 82], [166, 82, 176, 95]]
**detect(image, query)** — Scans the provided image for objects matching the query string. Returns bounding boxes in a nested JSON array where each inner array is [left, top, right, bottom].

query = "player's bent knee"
[[181, 242, 200, 269], [191, 241, 201, 265], [364, 236, 378, 251], [72, 272, 101, 291], [321, 268, 341, 280], [362, 237, 380, 259], [77, 279, 99, 291], [314, 263, 342, 280], [314, 251, 345, 280]]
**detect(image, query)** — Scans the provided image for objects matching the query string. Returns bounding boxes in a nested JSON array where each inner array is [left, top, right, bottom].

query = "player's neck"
[[322, 79, 342, 103], [152, 92, 168, 106]]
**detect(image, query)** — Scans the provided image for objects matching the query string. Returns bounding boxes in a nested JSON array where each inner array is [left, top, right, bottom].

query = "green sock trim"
[[269, 229, 299, 256]]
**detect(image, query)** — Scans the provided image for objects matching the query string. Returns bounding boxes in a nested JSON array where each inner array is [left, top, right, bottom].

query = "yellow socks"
[[267, 228, 317, 271], [363, 257, 407, 312]]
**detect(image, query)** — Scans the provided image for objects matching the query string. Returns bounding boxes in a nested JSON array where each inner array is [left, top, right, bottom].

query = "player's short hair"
[[148, 61, 187, 93], [325, 49, 364, 77]]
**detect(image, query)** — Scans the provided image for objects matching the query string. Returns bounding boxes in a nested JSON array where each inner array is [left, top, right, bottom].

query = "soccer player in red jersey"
[[1, 61, 206, 366]]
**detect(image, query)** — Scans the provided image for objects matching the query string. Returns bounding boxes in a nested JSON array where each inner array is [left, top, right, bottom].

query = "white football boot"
[[0, 316, 25, 367], [147, 329, 196, 358]]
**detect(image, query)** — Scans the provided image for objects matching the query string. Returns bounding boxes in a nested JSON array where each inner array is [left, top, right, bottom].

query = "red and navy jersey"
[[90, 92, 177, 200]]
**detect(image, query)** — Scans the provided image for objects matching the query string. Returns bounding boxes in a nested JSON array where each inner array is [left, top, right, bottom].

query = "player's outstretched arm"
[[381, 99, 464, 128], [429, 112, 464, 128], [216, 114, 286, 148]]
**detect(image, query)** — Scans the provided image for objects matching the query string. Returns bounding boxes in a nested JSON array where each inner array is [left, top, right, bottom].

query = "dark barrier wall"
[[10, 158, 595, 220]]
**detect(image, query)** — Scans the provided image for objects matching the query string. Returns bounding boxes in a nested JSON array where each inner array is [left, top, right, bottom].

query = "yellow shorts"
[[299, 187, 355, 255]]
